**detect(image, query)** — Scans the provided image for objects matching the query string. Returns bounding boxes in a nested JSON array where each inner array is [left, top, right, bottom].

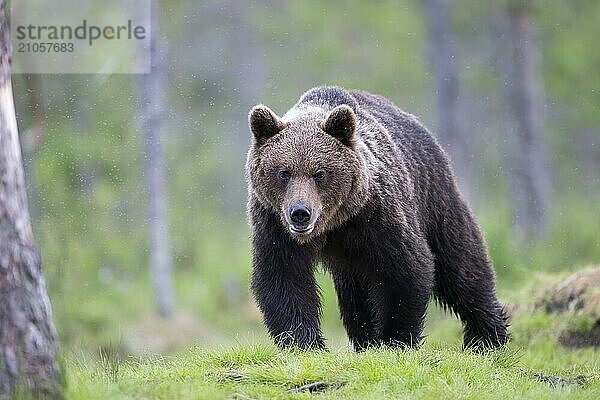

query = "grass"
[[65, 343, 599, 399], [63, 309, 600, 400]]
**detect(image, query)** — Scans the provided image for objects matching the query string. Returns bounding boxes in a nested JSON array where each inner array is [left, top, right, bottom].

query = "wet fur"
[[246, 87, 509, 351]]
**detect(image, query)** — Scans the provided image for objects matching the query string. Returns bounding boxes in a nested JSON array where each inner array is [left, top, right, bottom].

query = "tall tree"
[[505, 0, 550, 239], [422, 0, 473, 201], [0, 1, 61, 398], [136, 0, 174, 317]]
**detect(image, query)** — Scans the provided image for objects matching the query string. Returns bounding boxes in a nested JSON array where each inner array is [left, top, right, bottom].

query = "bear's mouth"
[[289, 224, 314, 235]]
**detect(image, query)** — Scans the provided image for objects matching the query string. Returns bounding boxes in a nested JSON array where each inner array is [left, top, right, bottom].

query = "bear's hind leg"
[[429, 200, 509, 350]]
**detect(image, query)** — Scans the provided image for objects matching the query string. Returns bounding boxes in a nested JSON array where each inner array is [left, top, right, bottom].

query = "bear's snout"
[[290, 204, 311, 225], [287, 203, 315, 236], [284, 200, 320, 238], [281, 177, 322, 238]]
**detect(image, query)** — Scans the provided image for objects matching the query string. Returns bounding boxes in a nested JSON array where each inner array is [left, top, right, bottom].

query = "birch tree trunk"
[[422, 0, 473, 201], [0, 2, 61, 398], [505, 0, 550, 239], [136, 0, 174, 317]]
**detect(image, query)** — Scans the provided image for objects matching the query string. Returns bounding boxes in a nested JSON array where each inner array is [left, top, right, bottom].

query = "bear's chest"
[[321, 219, 381, 270]]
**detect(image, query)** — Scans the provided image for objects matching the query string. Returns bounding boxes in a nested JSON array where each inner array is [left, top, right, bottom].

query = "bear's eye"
[[277, 170, 291, 183], [314, 169, 327, 182]]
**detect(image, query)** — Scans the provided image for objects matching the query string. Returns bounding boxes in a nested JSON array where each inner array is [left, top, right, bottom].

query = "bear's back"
[[296, 87, 441, 157], [349, 89, 452, 194], [295, 87, 452, 198], [348, 89, 436, 154]]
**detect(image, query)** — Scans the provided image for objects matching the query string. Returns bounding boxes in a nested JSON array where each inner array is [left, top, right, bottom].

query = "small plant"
[[98, 344, 122, 383]]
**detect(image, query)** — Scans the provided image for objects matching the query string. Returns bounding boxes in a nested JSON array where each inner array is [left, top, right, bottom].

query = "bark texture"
[[0, 1, 62, 398], [136, 0, 174, 317]]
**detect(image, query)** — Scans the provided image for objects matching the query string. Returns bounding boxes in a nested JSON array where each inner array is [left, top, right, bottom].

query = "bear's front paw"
[[273, 330, 327, 351]]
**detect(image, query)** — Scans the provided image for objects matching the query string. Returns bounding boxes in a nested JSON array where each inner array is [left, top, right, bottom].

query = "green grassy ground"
[[64, 310, 599, 399]]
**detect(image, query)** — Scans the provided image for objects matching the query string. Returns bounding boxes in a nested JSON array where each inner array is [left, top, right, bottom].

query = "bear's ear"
[[249, 105, 285, 145], [322, 105, 356, 146]]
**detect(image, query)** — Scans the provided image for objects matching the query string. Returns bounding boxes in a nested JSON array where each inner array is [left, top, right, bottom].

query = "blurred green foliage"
[[10, 0, 600, 354]]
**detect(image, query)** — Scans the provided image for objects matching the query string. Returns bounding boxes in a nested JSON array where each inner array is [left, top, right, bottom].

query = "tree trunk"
[[135, 0, 174, 317], [422, 0, 474, 201], [505, 0, 550, 240], [0, 2, 62, 398]]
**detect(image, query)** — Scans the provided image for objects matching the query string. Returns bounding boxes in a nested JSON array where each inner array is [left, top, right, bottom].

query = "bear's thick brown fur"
[[246, 86, 508, 351]]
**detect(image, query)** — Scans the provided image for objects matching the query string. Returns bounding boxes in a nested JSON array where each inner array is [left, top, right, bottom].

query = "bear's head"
[[246, 104, 369, 242]]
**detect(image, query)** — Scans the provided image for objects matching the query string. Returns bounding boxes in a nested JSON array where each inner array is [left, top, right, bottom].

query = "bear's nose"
[[290, 205, 311, 225]]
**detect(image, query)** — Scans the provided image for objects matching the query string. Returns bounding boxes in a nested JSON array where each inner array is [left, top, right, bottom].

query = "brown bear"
[[246, 86, 508, 351]]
